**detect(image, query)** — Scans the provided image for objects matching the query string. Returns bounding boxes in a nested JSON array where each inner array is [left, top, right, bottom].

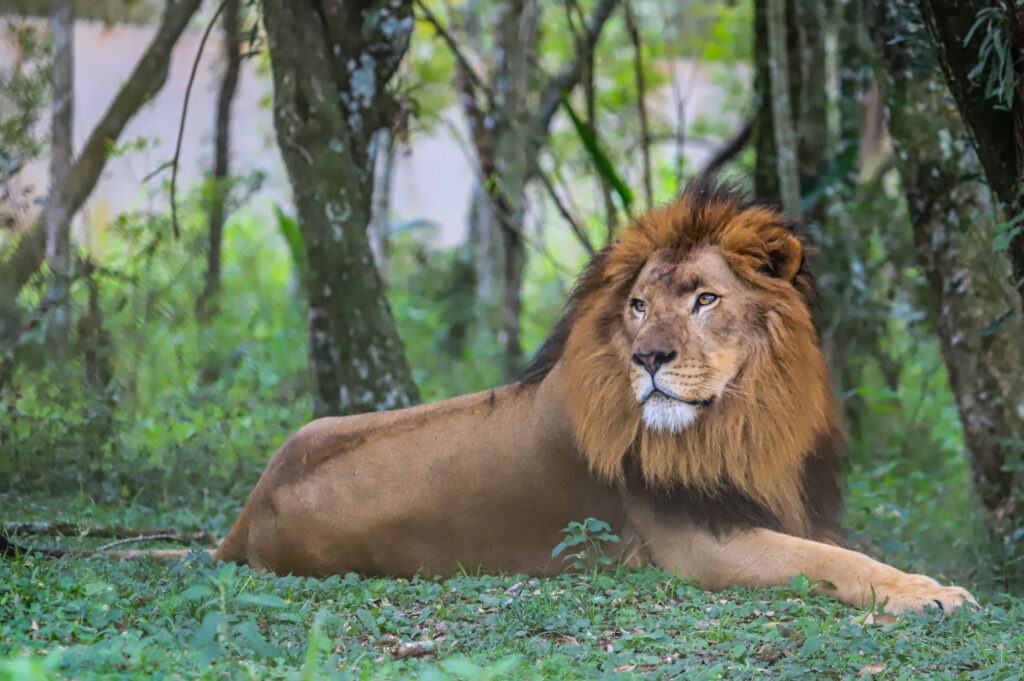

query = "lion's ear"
[[760, 229, 803, 282]]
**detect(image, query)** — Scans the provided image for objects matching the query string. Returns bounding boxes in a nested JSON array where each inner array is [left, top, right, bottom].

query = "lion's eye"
[[630, 298, 648, 314], [695, 292, 719, 309]]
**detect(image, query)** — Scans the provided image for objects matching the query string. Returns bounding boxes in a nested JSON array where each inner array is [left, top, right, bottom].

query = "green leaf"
[[441, 656, 483, 678], [231, 621, 279, 658], [355, 607, 378, 634], [982, 308, 1017, 338], [551, 535, 584, 558], [801, 636, 826, 655], [189, 611, 225, 666], [560, 93, 633, 215], [274, 204, 308, 286], [235, 592, 287, 609], [180, 584, 215, 602]]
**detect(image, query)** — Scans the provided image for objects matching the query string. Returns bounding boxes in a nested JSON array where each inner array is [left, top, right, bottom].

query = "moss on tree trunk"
[[871, 0, 1024, 530], [263, 0, 419, 417]]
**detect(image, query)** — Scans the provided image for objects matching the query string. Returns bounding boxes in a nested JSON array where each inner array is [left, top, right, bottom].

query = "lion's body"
[[213, 179, 974, 614], [214, 374, 638, 577]]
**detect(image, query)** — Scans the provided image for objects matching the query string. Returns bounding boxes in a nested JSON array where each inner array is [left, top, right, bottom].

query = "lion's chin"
[[641, 394, 701, 433]]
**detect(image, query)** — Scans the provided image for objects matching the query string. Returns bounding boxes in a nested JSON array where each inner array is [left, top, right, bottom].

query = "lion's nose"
[[632, 350, 677, 375]]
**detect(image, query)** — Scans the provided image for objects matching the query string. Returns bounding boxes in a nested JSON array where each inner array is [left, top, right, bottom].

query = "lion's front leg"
[[643, 524, 976, 614]]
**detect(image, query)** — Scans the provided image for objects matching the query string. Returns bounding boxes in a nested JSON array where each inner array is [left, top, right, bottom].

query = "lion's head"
[[525, 177, 843, 540]]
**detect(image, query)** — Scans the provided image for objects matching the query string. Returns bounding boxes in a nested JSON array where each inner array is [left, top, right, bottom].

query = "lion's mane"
[[524, 178, 845, 543]]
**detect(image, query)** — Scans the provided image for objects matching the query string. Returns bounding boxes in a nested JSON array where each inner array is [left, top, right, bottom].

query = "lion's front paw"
[[874, 573, 978, 615]]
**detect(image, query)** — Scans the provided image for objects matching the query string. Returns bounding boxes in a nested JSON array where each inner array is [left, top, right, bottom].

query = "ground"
[[1, 493, 1022, 680]]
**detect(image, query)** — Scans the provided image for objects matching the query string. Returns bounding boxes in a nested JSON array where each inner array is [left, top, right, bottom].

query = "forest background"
[[2, 0, 1024, 678]]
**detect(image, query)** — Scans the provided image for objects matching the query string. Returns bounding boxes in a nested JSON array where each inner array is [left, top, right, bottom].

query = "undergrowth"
[[1, 551, 1020, 680]]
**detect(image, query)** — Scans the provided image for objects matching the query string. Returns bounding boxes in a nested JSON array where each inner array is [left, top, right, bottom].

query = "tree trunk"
[[45, 0, 74, 359], [767, 0, 801, 221], [915, 0, 1024, 307], [0, 0, 202, 342], [457, 0, 538, 378], [757, 0, 848, 394], [791, 0, 829, 202], [870, 0, 1024, 529], [453, 0, 619, 379], [197, 0, 242, 322], [367, 128, 398, 273], [262, 0, 419, 418], [752, 0, 779, 202], [754, 0, 830, 210]]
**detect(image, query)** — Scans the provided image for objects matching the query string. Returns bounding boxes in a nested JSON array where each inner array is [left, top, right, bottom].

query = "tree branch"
[[71, 0, 203, 211], [624, 0, 652, 207], [0, 0, 202, 302], [168, 0, 226, 239], [538, 167, 594, 254], [414, 0, 491, 104], [534, 0, 619, 132], [700, 114, 754, 176], [3, 521, 216, 545]]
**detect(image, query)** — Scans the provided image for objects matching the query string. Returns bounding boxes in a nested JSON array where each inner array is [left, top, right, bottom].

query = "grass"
[[2, 496, 1023, 680]]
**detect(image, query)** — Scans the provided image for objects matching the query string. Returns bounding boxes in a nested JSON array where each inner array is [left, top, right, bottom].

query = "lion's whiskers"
[[710, 382, 770, 411]]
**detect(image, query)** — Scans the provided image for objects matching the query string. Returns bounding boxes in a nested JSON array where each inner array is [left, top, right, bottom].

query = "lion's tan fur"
[[204, 180, 974, 614]]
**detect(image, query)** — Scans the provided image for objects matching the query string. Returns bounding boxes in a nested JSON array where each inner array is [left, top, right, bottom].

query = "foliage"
[[552, 517, 622, 576], [1, 200, 308, 504], [964, 6, 1017, 110], [1, 541, 1021, 679], [561, 94, 635, 216], [992, 210, 1024, 255], [0, 22, 51, 232], [387, 231, 505, 400]]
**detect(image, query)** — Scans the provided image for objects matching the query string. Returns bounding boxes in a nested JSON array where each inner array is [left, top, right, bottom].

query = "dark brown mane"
[[519, 247, 610, 383]]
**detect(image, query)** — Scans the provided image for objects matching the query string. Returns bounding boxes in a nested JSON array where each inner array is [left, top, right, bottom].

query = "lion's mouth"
[[639, 385, 716, 408]]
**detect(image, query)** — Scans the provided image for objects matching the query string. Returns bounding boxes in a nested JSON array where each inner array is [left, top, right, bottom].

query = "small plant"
[[551, 517, 621, 575], [965, 6, 1017, 110]]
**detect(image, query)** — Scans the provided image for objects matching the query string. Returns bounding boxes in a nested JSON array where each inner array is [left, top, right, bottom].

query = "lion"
[[205, 178, 974, 614], [2, 178, 974, 614]]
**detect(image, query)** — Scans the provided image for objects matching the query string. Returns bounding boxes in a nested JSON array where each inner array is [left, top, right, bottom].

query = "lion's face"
[[622, 247, 753, 433]]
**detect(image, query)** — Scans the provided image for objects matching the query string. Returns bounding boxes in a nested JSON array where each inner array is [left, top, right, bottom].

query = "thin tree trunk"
[[490, 0, 537, 376], [262, 0, 419, 418], [870, 0, 1024, 529], [752, 0, 778, 202], [0, 0, 202, 340], [837, 0, 872, 164], [456, 0, 538, 377], [451, 0, 618, 378], [45, 0, 73, 359], [368, 128, 398, 273], [197, 0, 242, 322], [765, 0, 801, 220], [624, 0, 652, 208], [792, 0, 828, 205]]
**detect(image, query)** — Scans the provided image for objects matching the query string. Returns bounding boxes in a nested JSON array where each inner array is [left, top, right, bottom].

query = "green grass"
[[2, 503, 1023, 680]]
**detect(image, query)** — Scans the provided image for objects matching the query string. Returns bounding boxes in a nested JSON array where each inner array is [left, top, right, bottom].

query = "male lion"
[[211, 179, 973, 613]]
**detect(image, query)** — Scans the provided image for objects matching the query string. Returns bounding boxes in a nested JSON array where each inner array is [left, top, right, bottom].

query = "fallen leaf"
[[857, 612, 899, 626], [393, 640, 437, 660], [858, 663, 886, 676]]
